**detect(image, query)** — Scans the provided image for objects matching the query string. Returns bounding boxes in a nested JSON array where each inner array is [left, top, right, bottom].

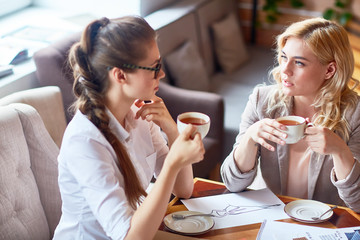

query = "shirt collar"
[[106, 106, 138, 142]]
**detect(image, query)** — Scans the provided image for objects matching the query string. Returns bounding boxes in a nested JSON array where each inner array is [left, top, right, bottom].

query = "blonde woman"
[[221, 18, 360, 212], [53, 16, 205, 240]]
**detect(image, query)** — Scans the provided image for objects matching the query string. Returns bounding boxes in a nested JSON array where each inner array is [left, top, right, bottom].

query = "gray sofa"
[[144, 0, 248, 88]]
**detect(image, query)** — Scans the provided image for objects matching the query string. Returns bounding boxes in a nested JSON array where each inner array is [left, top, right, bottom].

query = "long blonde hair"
[[268, 17, 359, 141], [69, 16, 156, 209]]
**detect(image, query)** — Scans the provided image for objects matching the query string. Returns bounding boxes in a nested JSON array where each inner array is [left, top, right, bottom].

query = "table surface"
[[160, 178, 360, 239]]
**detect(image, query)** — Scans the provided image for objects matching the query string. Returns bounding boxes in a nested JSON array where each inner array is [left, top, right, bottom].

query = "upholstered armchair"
[[33, 32, 225, 179], [0, 103, 61, 239], [0, 86, 67, 239]]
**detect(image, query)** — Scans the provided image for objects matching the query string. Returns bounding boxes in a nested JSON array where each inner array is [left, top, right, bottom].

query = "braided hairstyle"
[[68, 16, 156, 209]]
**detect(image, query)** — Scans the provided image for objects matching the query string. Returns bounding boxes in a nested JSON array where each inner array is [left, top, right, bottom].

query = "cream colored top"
[[286, 138, 311, 199]]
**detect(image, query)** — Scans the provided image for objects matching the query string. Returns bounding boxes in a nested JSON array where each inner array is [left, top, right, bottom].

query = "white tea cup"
[[276, 115, 313, 144], [177, 112, 210, 139]]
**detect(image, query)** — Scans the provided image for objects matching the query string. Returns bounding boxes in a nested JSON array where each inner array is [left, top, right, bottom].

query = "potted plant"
[[323, 0, 352, 26]]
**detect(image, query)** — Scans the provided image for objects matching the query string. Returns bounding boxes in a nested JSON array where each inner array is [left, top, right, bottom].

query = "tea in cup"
[[276, 116, 312, 144], [177, 112, 210, 139]]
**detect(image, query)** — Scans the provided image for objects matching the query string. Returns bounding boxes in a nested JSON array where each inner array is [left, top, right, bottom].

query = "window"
[[0, 0, 32, 17]]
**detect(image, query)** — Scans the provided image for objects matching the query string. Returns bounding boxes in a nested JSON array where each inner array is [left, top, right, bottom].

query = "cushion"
[[211, 13, 249, 73], [13, 103, 61, 236], [164, 41, 210, 91]]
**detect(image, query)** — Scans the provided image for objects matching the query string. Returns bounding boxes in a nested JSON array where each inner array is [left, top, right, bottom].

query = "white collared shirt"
[[53, 105, 168, 240]]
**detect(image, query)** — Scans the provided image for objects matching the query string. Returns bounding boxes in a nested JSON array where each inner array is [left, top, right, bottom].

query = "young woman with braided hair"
[[53, 16, 205, 240]]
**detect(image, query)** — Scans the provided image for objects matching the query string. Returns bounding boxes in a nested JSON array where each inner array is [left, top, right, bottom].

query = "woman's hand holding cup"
[[166, 124, 205, 170], [276, 116, 313, 144], [245, 116, 313, 152], [177, 112, 210, 139]]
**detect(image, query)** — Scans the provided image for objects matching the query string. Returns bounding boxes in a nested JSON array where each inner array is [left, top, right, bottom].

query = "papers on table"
[[257, 220, 360, 240], [181, 188, 289, 230], [0, 25, 77, 64], [0, 43, 28, 65]]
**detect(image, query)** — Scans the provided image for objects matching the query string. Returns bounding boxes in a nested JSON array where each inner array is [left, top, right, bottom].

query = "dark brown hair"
[[68, 16, 156, 209]]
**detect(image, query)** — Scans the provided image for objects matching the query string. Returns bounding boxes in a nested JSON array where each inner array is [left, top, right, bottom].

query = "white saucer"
[[163, 211, 215, 235], [284, 200, 334, 223]]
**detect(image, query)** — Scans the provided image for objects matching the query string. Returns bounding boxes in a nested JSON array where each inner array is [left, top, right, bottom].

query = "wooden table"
[[160, 178, 360, 239]]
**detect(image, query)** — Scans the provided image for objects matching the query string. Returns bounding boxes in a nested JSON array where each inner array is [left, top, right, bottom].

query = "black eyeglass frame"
[[121, 62, 162, 79]]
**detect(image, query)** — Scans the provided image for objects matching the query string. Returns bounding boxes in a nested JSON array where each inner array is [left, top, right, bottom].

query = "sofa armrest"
[[0, 86, 67, 148], [157, 81, 224, 141]]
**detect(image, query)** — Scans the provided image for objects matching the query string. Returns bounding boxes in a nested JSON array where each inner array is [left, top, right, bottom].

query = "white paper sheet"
[[257, 220, 360, 240], [181, 188, 289, 230]]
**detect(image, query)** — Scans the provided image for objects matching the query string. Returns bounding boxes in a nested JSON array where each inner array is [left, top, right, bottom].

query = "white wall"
[[0, 0, 32, 17], [32, 0, 141, 18]]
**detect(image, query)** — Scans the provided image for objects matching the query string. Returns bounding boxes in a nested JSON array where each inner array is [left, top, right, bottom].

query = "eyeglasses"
[[122, 62, 162, 79]]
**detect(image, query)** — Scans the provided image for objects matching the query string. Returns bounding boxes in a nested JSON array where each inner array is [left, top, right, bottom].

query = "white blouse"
[[53, 105, 168, 240]]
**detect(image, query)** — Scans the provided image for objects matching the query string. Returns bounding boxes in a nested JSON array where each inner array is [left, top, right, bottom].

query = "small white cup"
[[276, 116, 312, 144], [177, 112, 210, 139]]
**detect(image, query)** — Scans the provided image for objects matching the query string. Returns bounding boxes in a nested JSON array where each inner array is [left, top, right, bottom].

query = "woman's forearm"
[[172, 165, 194, 198], [332, 145, 355, 180], [125, 164, 179, 240], [233, 133, 259, 173], [164, 123, 179, 148]]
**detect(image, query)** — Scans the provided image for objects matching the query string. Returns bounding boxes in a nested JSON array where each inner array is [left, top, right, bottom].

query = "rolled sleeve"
[[331, 160, 360, 212], [221, 149, 257, 192]]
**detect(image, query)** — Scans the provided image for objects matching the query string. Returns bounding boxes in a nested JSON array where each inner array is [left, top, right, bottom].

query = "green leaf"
[[335, 1, 346, 8], [262, 0, 305, 24], [269, 5, 279, 13], [262, 5, 270, 11], [290, 0, 305, 8], [339, 12, 353, 26], [323, 8, 335, 20], [266, 14, 278, 23]]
